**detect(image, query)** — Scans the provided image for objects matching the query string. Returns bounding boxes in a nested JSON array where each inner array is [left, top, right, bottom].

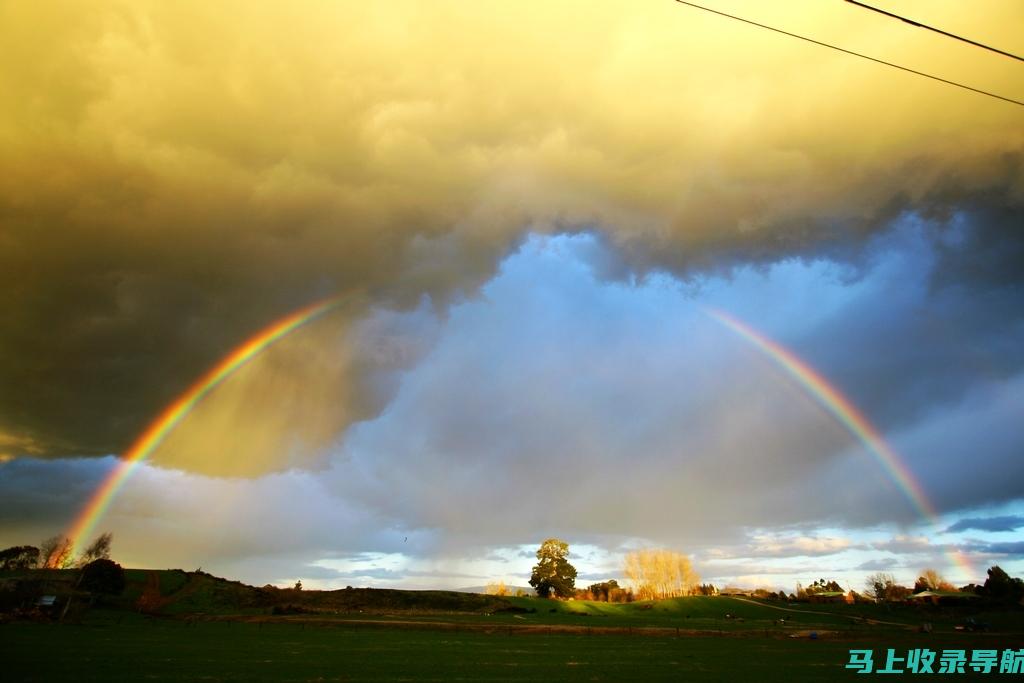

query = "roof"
[[909, 591, 977, 599]]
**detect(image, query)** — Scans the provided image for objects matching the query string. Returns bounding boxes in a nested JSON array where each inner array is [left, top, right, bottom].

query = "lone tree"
[[529, 538, 577, 598]]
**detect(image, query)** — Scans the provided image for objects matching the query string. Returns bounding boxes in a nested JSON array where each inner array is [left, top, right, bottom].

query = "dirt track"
[[135, 571, 204, 613], [725, 596, 914, 628], [185, 613, 869, 640]]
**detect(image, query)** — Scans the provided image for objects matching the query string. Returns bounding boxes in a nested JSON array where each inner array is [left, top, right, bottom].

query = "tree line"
[[0, 532, 113, 571], [522, 538, 1024, 607], [527, 539, 705, 601]]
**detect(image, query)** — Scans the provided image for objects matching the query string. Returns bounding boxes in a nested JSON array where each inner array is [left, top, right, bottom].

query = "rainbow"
[[66, 295, 344, 558], [704, 307, 974, 580]]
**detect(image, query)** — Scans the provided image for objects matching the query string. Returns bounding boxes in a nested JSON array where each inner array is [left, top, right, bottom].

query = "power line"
[[671, 0, 1024, 108], [844, 0, 1024, 63]]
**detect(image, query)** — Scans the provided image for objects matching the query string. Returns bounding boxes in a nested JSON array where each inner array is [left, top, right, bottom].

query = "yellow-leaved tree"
[[623, 549, 699, 600]]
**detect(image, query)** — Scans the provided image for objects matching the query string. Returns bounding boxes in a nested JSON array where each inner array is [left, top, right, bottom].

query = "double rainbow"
[[705, 307, 973, 579], [64, 295, 973, 580], [66, 296, 344, 558]]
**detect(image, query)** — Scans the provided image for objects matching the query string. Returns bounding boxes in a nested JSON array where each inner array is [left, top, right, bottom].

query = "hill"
[[456, 584, 536, 596], [5, 567, 1023, 636], [118, 569, 521, 616]]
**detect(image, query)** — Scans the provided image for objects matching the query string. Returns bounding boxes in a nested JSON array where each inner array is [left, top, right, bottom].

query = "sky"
[[1, 0, 1022, 593]]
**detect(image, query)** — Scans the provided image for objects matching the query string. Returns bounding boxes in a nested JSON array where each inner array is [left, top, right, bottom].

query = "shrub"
[[79, 559, 126, 595]]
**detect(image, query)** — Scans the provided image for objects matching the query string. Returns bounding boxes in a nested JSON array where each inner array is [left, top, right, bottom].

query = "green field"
[[5, 610, 1018, 682]]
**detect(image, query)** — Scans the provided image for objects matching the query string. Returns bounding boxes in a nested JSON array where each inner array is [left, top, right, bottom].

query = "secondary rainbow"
[[704, 307, 974, 579], [66, 295, 344, 557]]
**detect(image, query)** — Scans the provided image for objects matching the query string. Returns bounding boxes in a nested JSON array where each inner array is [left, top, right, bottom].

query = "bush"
[[79, 559, 126, 595]]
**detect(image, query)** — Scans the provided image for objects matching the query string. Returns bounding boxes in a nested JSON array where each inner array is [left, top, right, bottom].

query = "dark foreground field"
[[4, 610, 1018, 682], [4, 609, 1022, 682]]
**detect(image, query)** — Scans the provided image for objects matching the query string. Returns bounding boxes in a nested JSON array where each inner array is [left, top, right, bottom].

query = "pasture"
[[5, 610, 1012, 682]]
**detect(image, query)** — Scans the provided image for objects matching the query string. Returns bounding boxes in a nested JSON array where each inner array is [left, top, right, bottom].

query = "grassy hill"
[[116, 569, 520, 616]]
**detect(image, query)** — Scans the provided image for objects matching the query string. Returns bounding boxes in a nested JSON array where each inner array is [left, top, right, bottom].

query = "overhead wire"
[[844, 0, 1024, 63], [671, 0, 1024, 108]]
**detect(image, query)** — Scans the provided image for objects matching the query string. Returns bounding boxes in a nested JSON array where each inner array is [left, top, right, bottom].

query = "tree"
[[485, 580, 509, 596], [586, 580, 620, 602], [866, 572, 895, 601], [623, 549, 699, 600], [0, 545, 40, 571], [39, 535, 73, 569], [77, 532, 113, 567], [806, 578, 842, 594], [914, 568, 954, 593], [865, 572, 910, 602], [79, 558, 126, 595], [529, 538, 577, 598], [981, 566, 1024, 603]]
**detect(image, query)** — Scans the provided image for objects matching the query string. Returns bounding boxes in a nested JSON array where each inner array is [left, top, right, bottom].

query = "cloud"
[[323, 232, 1024, 552], [2, 226, 1022, 588], [946, 515, 1024, 534], [3, 3, 1023, 588], [748, 536, 855, 558], [706, 533, 858, 560], [962, 541, 1024, 558], [1, 0, 1022, 466], [0, 455, 411, 579], [869, 536, 933, 554], [855, 559, 902, 572], [296, 565, 349, 580]]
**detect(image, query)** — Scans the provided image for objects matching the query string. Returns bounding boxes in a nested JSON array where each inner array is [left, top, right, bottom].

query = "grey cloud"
[[313, 232, 1024, 554], [707, 538, 861, 560], [855, 559, 903, 571], [868, 537, 935, 554], [297, 565, 350, 580], [962, 541, 1024, 558], [317, 568, 486, 581], [946, 516, 1024, 534]]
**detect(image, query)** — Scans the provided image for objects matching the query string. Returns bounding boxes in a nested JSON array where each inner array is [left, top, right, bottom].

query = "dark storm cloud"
[[2, 1, 1023, 467], [0, 457, 108, 529], [785, 206, 1024, 439], [946, 516, 1024, 534]]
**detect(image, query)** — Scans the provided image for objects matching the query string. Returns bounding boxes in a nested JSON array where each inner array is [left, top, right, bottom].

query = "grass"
[[6, 609, 1015, 682]]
